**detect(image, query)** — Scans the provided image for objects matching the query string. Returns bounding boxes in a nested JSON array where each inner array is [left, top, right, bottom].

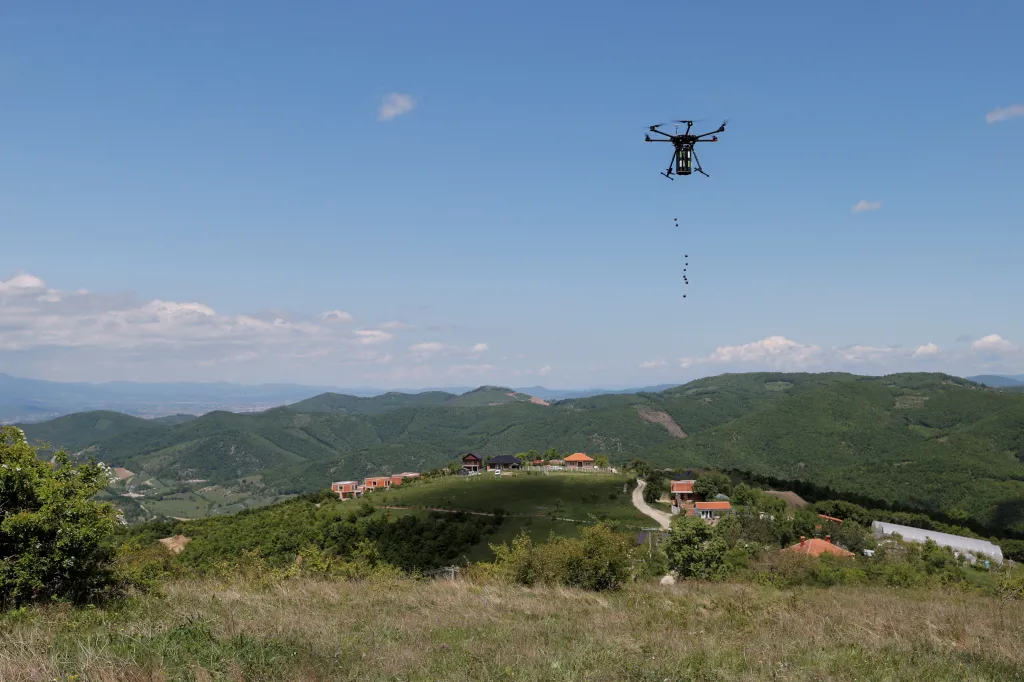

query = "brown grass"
[[1, 577, 1022, 681]]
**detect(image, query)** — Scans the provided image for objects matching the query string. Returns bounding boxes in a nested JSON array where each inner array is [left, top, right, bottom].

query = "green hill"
[[288, 385, 537, 415], [19, 410, 164, 454], [17, 372, 1024, 534]]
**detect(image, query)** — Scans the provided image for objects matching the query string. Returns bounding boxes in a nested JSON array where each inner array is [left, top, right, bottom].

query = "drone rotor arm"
[[646, 127, 675, 139]]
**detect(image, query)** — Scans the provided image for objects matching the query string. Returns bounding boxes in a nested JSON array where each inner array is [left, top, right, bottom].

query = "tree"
[[664, 515, 728, 580], [1, 426, 123, 609], [594, 455, 610, 469], [693, 471, 732, 500], [629, 459, 651, 478], [545, 447, 560, 461], [642, 471, 667, 505]]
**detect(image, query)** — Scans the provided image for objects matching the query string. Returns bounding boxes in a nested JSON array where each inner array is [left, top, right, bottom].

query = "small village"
[[330, 452, 1006, 568]]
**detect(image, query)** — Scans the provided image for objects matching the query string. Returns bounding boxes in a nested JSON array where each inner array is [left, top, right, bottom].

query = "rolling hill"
[[16, 372, 1024, 535]]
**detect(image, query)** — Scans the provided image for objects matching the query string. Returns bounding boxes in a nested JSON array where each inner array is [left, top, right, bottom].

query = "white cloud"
[[837, 345, 897, 363], [0, 272, 408, 380], [378, 93, 416, 121], [538, 365, 551, 376], [380, 321, 413, 330], [352, 329, 393, 345], [986, 104, 1024, 124], [913, 342, 940, 358], [410, 341, 445, 356], [639, 359, 668, 369], [851, 200, 882, 214], [319, 310, 354, 323], [681, 335, 824, 370], [971, 334, 1016, 353], [471, 343, 488, 353], [0, 273, 45, 292]]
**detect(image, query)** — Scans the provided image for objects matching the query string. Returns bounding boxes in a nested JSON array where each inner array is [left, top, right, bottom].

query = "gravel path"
[[631, 479, 673, 530]]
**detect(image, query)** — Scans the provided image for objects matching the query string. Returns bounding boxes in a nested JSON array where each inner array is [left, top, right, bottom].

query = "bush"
[[1, 426, 123, 609], [489, 524, 637, 591]]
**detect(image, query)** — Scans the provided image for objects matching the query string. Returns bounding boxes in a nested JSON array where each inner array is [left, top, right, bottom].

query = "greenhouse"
[[871, 521, 1003, 565]]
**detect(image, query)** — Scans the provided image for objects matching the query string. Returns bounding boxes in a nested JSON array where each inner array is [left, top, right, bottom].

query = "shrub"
[[490, 524, 637, 591], [0, 426, 123, 609]]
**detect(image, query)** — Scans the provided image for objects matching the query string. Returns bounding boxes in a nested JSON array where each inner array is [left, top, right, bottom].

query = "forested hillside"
[[16, 372, 1024, 534]]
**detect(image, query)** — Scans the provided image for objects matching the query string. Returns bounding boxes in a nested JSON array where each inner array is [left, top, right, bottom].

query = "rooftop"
[[564, 453, 594, 462], [695, 501, 732, 511], [786, 537, 854, 558]]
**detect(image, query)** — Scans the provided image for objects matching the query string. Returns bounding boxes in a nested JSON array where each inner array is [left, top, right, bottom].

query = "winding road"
[[631, 479, 673, 530]]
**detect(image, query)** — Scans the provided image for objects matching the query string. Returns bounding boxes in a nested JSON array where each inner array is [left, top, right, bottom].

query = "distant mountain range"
[[967, 375, 1024, 388], [0, 372, 680, 424]]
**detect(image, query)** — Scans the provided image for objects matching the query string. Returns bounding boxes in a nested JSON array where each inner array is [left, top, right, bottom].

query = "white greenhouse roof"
[[871, 521, 1003, 564]]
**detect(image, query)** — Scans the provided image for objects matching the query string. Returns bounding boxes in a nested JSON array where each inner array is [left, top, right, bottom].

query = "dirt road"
[[631, 480, 673, 530]]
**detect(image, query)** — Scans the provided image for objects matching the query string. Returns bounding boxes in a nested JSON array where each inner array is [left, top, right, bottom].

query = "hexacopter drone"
[[645, 119, 727, 179]]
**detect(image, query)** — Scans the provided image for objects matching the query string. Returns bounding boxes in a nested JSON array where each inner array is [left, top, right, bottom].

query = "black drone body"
[[645, 119, 727, 180]]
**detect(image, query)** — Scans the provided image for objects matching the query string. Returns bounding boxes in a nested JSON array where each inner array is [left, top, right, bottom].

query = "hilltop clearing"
[[370, 472, 644, 525], [16, 371, 1024, 534]]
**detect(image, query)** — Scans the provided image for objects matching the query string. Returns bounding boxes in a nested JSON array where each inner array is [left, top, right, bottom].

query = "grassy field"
[[370, 472, 648, 526], [2, 576, 1021, 681]]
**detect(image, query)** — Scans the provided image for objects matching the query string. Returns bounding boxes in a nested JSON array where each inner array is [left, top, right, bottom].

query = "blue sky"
[[1, 1, 1022, 388]]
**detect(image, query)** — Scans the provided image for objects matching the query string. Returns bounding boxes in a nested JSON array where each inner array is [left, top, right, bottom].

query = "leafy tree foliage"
[[0, 426, 122, 609], [693, 470, 732, 500], [642, 470, 667, 505], [664, 516, 729, 580]]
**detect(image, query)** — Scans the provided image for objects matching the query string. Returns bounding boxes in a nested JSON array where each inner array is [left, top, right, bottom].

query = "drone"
[[645, 119, 727, 179]]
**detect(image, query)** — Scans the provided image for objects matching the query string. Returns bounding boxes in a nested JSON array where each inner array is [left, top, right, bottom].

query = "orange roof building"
[[786, 536, 854, 558], [693, 500, 731, 520], [563, 453, 595, 469]]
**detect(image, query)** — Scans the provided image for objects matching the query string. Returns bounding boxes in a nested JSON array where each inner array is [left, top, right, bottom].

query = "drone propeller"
[[650, 119, 694, 129]]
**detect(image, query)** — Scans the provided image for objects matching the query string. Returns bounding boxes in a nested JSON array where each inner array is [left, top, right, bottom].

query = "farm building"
[[694, 501, 732, 520], [461, 453, 483, 472], [364, 476, 392, 491], [564, 453, 594, 469], [670, 480, 696, 505], [486, 455, 521, 471], [871, 521, 1003, 565], [331, 480, 364, 500]]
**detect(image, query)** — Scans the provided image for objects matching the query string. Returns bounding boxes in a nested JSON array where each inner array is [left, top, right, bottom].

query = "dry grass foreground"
[[1, 577, 1022, 681]]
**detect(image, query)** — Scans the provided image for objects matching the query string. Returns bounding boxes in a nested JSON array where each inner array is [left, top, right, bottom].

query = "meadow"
[[2, 576, 1021, 681], [370, 471, 649, 526]]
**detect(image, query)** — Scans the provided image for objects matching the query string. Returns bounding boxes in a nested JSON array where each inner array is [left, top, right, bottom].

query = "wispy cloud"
[[676, 333, 1022, 375], [378, 92, 416, 121], [986, 104, 1024, 124], [851, 200, 882, 214], [0, 272, 516, 383], [639, 359, 668, 369], [319, 310, 354, 323]]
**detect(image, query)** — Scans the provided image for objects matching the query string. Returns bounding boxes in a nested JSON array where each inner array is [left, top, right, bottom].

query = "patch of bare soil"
[[158, 534, 192, 554], [635, 407, 687, 438]]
